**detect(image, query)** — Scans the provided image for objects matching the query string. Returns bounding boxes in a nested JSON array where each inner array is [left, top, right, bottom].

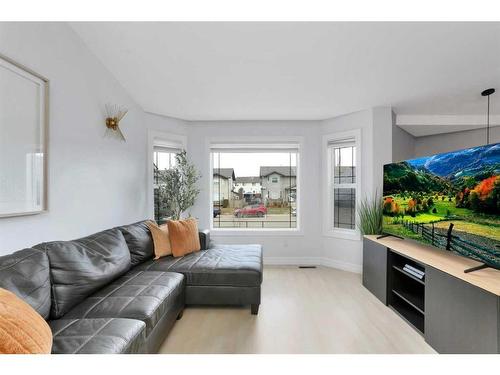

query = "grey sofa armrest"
[[198, 230, 210, 250]]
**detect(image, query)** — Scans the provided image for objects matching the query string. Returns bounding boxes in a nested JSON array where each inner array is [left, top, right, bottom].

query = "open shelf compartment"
[[388, 250, 426, 334]]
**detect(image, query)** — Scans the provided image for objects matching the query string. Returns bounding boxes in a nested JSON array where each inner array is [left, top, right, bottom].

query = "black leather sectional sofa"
[[0, 220, 263, 354]]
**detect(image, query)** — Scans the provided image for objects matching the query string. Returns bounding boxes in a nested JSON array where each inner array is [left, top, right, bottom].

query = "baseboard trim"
[[264, 257, 320, 267], [263, 256, 361, 274], [319, 257, 362, 274]]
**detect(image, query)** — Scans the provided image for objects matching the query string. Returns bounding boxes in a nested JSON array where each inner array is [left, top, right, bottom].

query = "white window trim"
[[207, 136, 303, 236], [147, 130, 187, 220], [323, 129, 362, 241]]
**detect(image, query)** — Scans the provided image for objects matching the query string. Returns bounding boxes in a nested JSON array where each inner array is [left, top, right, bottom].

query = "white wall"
[[0, 23, 393, 271], [372, 107, 394, 190], [392, 113, 416, 162], [0, 23, 396, 273], [0, 24, 396, 273], [319, 108, 392, 272], [143, 112, 187, 135], [187, 120, 323, 264], [3, 23, 495, 276], [414, 126, 500, 157], [0, 23, 186, 254], [185, 110, 395, 271]]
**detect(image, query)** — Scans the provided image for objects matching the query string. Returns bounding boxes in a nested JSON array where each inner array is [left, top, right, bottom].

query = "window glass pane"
[[156, 152, 170, 170], [154, 151, 177, 171], [212, 151, 298, 229], [333, 145, 356, 184], [334, 188, 356, 230]]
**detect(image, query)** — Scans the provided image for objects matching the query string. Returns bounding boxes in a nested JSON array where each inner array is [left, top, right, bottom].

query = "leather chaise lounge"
[[0, 220, 263, 354]]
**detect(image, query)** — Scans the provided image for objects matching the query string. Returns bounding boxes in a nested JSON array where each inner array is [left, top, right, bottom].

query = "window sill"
[[323, 229, 361, 241], [211, 228, 304, 237]]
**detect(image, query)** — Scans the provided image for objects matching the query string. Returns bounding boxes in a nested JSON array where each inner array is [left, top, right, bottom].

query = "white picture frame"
[[0, 54, 49, 217]]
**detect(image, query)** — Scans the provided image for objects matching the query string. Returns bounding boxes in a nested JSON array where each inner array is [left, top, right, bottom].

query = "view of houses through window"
[[212, 150, 298, 229]]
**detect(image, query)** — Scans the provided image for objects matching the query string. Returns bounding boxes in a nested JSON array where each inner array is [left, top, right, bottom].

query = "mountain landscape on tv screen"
[[383, 143, 500, 268]]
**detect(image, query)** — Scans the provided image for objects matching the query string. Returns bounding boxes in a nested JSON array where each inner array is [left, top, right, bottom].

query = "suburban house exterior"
[[260, 166, 297, 205], [234, 176, 262, 202], [213, 168, 237, 205], [213, 166, 297, 208]]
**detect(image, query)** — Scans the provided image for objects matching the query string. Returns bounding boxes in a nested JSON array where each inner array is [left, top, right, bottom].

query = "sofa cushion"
[[64, 270, 184, 336], [136, 243, 263, 287], [0, 288, 53, 354], [0, 248, 51, 319], [34, 228, 131, 319], [167, 218, 201, 257], [117, 220, 155, 266], [50, 318, 146, 354], [147, 221, 172, 259]]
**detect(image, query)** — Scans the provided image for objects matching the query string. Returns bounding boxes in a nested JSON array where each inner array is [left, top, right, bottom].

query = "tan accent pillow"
[[167, 218, 201, 258], [0, 288, 52, 354], [147, 221, 172, 259]]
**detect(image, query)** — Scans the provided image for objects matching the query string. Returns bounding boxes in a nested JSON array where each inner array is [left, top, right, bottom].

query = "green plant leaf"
[[357, 191, 383, 235]]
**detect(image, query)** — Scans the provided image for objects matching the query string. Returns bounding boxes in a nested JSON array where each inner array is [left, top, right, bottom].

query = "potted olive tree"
[[156, 150, 201, 222]]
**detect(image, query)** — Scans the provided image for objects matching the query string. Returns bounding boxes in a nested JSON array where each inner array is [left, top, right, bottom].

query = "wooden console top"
[[364, 235, 500, 296]]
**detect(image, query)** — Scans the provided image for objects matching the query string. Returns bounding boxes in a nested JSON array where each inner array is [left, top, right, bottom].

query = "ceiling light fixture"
[[481, 88, 495, 145]]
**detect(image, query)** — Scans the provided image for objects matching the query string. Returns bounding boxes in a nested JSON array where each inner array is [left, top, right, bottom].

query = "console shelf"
[[388, 251, 426, 334], [392, 288, 425, 315], [363, 235, 500, 353], [390, 295, 425, 334], [392, 265, 425, 285]]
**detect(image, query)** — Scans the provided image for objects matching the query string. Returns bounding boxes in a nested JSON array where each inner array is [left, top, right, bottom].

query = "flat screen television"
[[382, 142, 500, 271]]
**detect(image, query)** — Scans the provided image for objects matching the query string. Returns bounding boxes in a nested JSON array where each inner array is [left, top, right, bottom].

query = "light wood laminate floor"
[[159, 266, 436, 354]]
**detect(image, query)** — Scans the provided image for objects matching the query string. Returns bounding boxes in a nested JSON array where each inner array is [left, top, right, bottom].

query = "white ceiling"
[[70, 22, 500, 121]]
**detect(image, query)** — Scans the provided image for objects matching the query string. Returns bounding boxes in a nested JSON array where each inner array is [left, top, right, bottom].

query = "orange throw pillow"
[[167, 218, 201, 257], [0, 288, 52, 354], [147, 221, 173, 259]]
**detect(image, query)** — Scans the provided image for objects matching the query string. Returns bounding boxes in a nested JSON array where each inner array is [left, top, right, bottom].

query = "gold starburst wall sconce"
[[104, 103, 128, 142]]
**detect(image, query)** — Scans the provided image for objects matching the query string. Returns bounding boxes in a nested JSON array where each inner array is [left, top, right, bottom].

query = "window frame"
[[207, 136, 303, 236], [323, 129, 362, 240]]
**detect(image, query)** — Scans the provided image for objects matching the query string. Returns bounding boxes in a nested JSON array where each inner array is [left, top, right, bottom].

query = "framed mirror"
[[0, 54, 48, 217]]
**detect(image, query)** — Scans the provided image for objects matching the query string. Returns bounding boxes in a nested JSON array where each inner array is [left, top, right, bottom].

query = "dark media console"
[[363, 235, 500, 354]]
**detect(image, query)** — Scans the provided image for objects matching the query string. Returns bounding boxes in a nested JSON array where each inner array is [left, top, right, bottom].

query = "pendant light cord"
[[481, 88, 495, 145], [487, 94, 490, 145]]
